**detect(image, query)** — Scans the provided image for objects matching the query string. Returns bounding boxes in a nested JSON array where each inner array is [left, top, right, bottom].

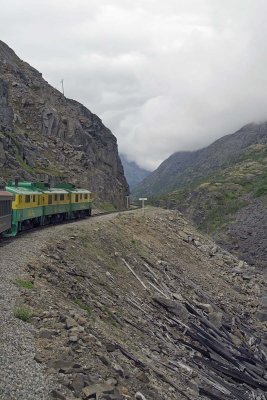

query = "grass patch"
[[99, 202, 116, 212], [149, 144, 267, 232], [198, 197, 247, 232], [14, 306, 32, 322], [254, 185, 267, 197], [73, 299, 92, 314], [16, 279, 34, 289], [102, 305, 120, 327]]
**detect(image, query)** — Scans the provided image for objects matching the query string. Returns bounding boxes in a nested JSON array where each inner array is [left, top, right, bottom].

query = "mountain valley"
[[0, 39, 267, 400], [133, 124, 267, 269]]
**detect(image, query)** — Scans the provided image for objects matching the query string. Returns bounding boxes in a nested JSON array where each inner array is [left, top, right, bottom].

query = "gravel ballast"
[[0, 231, 54, 400], [0, 214, 121, 400]]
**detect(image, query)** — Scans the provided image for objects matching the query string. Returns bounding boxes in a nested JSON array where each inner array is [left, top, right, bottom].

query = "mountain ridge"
[[133, 122, 267, 197], [132, 122, 267, 268]]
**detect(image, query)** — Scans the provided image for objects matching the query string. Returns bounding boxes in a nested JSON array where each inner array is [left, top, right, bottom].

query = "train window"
[[80, 194, 82, 200], [19, 195, 22, 203], [75, 194, 78, 202], [60, 194, 64, 201], [25, 195, 30, 203], [85, 194, 88, 200], [54, 194, 58, 201], [33, 195, 36, 202], [48, 195, 52, 204]]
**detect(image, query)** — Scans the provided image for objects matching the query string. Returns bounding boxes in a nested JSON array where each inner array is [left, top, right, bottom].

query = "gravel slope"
[[1, 209, 266, 399], [0, 231, 54, 400], [0, 214, 118, 400]]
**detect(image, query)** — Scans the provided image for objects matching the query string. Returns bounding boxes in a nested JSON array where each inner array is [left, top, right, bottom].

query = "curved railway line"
[[0, 205, 141, 248], [0, 179, 141, 243]]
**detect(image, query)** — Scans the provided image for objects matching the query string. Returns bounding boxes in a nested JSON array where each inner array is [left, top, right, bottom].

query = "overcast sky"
[[1, 0, 267, 170]]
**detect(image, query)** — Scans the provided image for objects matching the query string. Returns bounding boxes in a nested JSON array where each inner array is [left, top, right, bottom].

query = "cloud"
[[1, 0, 267, 170]]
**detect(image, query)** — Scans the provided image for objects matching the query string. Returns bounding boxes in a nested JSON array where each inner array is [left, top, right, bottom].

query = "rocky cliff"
[[0, 41, 129, 207]]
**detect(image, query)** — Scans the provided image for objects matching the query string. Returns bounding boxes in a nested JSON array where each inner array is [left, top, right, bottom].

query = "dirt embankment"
[[2, 208, 267, 400]]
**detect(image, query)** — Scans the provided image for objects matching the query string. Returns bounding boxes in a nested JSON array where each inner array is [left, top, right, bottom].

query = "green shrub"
[[74, 299, 91, 314], [16, 279, 34, 289], [99, 202, 116, 212], [14, 306, 32, 322], [254, 185, 267, 197]]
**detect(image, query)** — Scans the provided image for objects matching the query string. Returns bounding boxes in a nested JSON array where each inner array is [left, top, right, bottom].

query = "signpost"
[[139, 197, 147, 214]]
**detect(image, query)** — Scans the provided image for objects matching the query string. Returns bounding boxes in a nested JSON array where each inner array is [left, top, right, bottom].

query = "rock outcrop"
[[0, 40, 129, 207]]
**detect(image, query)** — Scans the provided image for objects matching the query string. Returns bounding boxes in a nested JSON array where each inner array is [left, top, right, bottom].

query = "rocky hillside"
[[0, 40, 128, 207], [120, 154, 150, 190], [150, 144, 267, 269], [133, 123, 267, 198], [2, 208, 266, 399], [132, 124, 267, 268]]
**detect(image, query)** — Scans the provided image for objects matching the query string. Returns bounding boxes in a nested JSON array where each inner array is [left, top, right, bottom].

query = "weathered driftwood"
[[148, 364, 192, 400], [148, 281, 169, 298], [116, 343, 147, 369], [199, 386, 233, 400], [122, 316, 148, 334], [154, 291, 267, 399], [153, 296, 189, 321], [66, 270, 91, 279], [122, 258, 148, 290], [198, 356, 267, 389]]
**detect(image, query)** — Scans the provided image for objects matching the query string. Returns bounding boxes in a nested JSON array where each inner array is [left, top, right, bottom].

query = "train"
[[0, 180, 93, 238]]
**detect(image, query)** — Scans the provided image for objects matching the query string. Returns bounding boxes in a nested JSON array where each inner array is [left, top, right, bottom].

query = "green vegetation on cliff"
[[151, 144, 267, 232]]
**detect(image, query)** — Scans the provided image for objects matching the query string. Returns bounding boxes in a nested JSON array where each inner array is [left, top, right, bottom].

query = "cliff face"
[[0, 41, 129, 207]]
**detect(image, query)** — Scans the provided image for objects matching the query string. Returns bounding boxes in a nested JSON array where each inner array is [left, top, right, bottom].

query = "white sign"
[[139, 198, 147, 201]]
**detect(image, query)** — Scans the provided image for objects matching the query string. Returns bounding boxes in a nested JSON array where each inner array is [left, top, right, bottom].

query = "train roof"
[[43, 188, 69, 194], [5, 181, 92, 195], [69, 188, 91, 194], [0, 190, 13, 198], [5, 186, 41, 195]]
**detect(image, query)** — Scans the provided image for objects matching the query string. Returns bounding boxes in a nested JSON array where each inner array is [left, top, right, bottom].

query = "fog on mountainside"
[[120, 154, 150, 189]]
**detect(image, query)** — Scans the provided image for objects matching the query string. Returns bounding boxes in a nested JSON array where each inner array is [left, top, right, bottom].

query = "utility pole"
[[139, 197, 147, 214], [60, 79, 65, 96]]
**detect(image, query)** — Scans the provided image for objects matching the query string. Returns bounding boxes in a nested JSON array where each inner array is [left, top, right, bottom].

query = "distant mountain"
[[120, 154, 150, 189], [132, 123, 267, 268], [133, 123, 267, 198]]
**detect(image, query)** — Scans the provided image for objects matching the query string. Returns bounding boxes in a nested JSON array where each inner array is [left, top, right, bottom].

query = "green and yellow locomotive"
[[0, 181, 93, 237]]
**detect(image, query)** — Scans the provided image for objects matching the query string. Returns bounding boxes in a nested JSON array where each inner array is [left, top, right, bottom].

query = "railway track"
[[0, 205, 141, 247]]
